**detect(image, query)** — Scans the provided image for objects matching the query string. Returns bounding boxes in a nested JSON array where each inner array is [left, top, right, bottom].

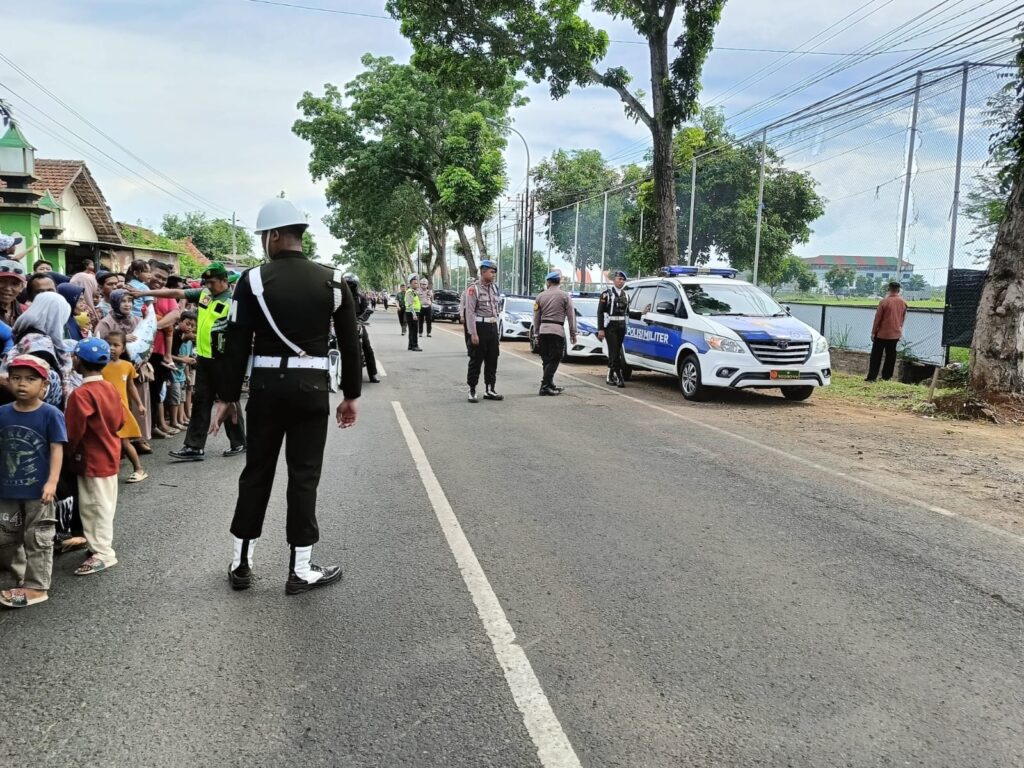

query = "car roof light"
[[656, 266, 737, 278]]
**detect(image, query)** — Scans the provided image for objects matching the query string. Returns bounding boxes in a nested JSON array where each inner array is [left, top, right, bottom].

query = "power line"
[[0, 52, 234, 216], [243, 0, 392, 19]]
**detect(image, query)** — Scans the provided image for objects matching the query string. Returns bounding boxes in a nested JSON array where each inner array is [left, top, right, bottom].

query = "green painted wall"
[[0, 209, 42, 267]]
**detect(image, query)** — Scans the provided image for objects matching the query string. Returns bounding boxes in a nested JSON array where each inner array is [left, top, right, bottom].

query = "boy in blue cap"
[[65, 338, 125, 576]]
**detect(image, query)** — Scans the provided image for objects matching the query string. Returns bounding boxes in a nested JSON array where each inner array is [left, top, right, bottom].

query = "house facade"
[[800, 255, 914, 287]]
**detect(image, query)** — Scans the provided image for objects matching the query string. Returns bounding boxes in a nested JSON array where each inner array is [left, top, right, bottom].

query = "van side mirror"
[[655, 300, 677, 315]]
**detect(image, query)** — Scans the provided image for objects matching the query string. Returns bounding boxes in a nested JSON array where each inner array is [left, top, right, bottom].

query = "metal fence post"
[[947, 62, 969, 274], [897, 71, 924, 276], [687, 157, 697, 265], [546, 213, 552, 272], [752, 127, 767, 286], [573, 201, 580, 287], [638, 207, 644, 278], [599, 191, 609, 289]]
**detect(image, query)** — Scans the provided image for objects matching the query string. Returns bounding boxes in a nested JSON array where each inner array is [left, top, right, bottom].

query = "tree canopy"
[[386, 0, 727, 266], [160, 211, 252, 260], [293, 54, 522, 287]]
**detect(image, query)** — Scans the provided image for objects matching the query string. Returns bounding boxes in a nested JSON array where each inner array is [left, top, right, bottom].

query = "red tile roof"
[[180, 237, 211, 266]]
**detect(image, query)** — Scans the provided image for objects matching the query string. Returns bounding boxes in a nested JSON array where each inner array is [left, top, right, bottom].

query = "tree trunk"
[[456, 226, 479, 279], [649, 31, 679, 267], [424, 221, 450, 288], [473, 223, 489, 259], [970, 166, 1024, 395]]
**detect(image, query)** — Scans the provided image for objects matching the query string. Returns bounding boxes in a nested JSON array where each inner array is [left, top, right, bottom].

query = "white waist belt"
[[252, 355, 330, 370], [475, 316, 498, 323], [607, 315, 626, 321]]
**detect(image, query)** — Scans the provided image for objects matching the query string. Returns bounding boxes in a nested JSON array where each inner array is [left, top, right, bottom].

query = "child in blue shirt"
[[125, 259, 155, 318], [0, 354, 67, 609]]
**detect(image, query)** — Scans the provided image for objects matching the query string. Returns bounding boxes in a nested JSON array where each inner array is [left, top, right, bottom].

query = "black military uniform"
[[598, 273, 630, 387], [219, 249, 362, 593], [346, 275, 380, 383]]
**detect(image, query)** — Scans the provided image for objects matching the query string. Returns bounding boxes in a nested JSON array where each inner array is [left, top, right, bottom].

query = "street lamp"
[[486, 118, 530, 294]]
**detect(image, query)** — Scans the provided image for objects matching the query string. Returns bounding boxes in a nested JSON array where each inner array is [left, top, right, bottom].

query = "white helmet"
[[254, 198, 308, 234], [408, 273, 419, 283]]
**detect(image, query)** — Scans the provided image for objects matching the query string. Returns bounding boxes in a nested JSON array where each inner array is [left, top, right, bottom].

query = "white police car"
[[622, 266, 831, 401], [500, 296, 535, 340]]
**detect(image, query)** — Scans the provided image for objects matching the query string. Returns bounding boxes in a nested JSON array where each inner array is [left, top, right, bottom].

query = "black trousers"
[[539, 334, 564, 387], [185, 357, 246, 451], [360, 326, 378, 377], [230, 380, 330, 547], [406, 313, 419, 348], [418, 309, 432, 335], [397, 307, 406, 331], [867, 338, 899, 381], [605, 322, 626, 376], [467, 322, 499, 388]]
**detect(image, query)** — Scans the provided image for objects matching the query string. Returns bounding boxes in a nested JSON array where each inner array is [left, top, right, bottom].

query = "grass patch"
[[949, 346, 970, 364], [819, 372, 962, 413], [778, 295, 945, 309]]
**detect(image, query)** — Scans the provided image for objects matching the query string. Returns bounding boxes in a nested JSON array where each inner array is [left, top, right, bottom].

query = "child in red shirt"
[[64, 338, 124, 576]]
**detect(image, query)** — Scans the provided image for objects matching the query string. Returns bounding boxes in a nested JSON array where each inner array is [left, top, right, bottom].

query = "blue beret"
[[479, 260, 498, 271], [546, 271, 561, 282]]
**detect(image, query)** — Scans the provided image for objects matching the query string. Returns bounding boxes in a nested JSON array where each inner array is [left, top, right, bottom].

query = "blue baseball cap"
[[76, 337, 111, 364], [479, 260, 497, 271], [546, 271, 562, 282]]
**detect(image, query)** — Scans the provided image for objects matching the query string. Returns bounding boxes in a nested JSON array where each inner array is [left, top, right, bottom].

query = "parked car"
[[500, 296, 535, 340], [432, 289, 461, 322]]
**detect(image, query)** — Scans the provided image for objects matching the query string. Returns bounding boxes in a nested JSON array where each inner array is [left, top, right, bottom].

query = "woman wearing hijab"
[[2, 292, 72, 410], [57, 282, 90, 342], [94, 288, 153, 453]]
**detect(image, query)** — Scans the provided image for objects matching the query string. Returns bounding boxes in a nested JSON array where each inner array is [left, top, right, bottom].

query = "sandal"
[[75, 555, 117, 576], [126, 470, 148, 484], [59, 536, 89, 554], [135, 442, 153, 455], [163, 427, 180, 435], [0, 588, 48, 608]]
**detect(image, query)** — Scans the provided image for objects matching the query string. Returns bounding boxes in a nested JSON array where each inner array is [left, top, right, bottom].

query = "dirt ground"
[[560, 355, 1024, 536]]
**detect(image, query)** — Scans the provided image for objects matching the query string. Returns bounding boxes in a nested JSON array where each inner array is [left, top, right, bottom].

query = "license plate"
[[770, 370, 800, 380]]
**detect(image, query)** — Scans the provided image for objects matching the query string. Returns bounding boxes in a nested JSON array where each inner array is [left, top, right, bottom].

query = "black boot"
[[468, 388, 478, 403], [484, 387, 504, 401], [286, 546, 343, 595], [539, 385, 560, 396], [616, 372, 625, 388], [228, 537, 256, 591]]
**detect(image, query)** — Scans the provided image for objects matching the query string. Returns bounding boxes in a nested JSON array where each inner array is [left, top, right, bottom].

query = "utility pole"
[[752, 128, 767, 286], [231, 211, 237, 259], [687, 157, 697, 265], [897, 71, 924, 277], [947, 62, 970, 273]]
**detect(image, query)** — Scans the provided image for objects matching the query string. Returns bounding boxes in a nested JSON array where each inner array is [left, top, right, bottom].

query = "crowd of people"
[[0, 233, 243, 608]]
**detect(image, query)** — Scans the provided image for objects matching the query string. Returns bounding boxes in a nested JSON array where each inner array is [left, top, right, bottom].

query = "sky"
[[2, 0, 1016, 283]]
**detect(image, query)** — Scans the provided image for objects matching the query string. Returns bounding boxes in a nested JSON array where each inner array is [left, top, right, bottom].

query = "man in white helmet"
[[211, 198, 362, 595]]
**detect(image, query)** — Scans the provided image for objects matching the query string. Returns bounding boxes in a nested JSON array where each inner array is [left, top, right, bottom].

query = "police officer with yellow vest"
[[404, 274, 422, 352], [131, 261, 247, 460], [212, 198, 362, 595]]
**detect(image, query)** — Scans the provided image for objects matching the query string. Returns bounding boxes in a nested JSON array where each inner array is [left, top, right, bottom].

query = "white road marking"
[[375, 359, 387, 377], [479, 338, 1024, 548], [392, 401, 582, 768]]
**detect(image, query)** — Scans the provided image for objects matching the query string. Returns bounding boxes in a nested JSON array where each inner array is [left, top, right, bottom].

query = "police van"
[[622, 266, 832, 401]]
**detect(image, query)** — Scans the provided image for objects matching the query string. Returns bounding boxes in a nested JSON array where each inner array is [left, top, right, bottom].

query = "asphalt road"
[[4, 309, 1023, 767]]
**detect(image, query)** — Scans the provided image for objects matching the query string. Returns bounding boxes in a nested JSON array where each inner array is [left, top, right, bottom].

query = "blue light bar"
[[657, 266, 738, 278]]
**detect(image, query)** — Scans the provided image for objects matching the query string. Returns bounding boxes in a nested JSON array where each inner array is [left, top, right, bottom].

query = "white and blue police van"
[[622, 266, 832, 402]]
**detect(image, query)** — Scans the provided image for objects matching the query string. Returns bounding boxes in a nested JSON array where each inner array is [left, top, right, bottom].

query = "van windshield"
[[683, 284, 784, 317]]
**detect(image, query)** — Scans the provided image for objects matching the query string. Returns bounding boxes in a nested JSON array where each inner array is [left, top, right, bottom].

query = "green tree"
[[302, 230, 317, 260], [387, 0, 727, 267], [160, 211, 252, 259], [795, 264, 817, 293], [904, 273, 928, 292], [824, 266, 855, 296], [293, 55, 522, 287], [762, 254, 809, 296]]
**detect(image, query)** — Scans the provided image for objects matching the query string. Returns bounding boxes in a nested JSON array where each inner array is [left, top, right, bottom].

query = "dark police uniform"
[[533, 281, 576, 395], [352, 286, 379, 381], [598, 282, 630, 386], [217, 250, 362, 552]]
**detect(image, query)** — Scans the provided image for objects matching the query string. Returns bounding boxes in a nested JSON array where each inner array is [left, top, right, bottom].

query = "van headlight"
[[579, 330, 592, 337], [813, 336, 828, 354], [705, 334, 745, 354]]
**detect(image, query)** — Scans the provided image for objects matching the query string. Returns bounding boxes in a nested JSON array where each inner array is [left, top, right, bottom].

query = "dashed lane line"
[[392, 401, 583, 768]]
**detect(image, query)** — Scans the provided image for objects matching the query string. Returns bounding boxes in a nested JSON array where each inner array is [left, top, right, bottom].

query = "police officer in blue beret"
[[463, 260, 502, 402], [532, 271, 576, 396]]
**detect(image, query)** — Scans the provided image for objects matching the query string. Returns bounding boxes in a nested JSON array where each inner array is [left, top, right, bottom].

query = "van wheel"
[[621, 365, 633, 382], [678, 355, 707, 401], [781, 386, 814, 401]]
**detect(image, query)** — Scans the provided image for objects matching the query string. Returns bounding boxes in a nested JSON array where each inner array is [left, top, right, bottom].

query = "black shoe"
[[368, 376, 381, 383], [606, 375, 615, 385], [468, 389, 479, 403], [539, 385, 560, 396], [616, 378, 625, 388], [228, 563, 252, 590], [286, 563, 343, 595], [409, 346, 423, 352], [551, 385, 564, 393], [223, 445, 246, 457], [484, 388, 504, 401], [169, 446, 205, 461], [401, 331, 405, 335]]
